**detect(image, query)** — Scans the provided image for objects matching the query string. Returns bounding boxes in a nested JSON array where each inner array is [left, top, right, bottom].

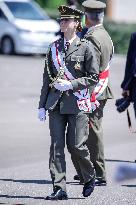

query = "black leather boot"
[[73, 175, 80, 180], [82, 178, 95, 197], [46, 186, 68, 200]]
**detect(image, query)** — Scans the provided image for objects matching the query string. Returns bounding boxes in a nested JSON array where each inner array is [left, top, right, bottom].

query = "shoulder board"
[[46, 37, 62, 55], [49, 37, 62, 48], [54, 37, 62, 45], [46, 43, 53, 55], [46, 39, 57, 54], [80, 38, 85, 42], [81, 38, 90, 45]]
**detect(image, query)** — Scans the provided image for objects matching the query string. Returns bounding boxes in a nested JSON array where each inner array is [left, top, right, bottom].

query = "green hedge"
[[104, 20, 136, 54], [45, 0, 67, 8], [36, 0, 67, 19]]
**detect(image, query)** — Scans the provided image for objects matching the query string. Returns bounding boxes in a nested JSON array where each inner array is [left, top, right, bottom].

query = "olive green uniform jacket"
[[84, 24, 114, 100], [39, 36, 99, 112]]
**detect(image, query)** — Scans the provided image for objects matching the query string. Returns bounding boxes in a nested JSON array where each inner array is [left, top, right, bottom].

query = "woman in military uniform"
[[38, 5, 99, 200]]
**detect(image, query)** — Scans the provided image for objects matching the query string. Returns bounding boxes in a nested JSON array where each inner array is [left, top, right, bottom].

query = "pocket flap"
[[71, 55, 84, 61]]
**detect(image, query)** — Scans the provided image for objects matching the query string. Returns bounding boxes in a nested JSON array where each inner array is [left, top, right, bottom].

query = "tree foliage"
[[35, 0, 107, 8], [35, 0, 67, 8]]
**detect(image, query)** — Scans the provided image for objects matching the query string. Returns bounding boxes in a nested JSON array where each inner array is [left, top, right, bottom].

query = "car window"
[[5, 1, 49, 20], [0, 8, 7, 19]]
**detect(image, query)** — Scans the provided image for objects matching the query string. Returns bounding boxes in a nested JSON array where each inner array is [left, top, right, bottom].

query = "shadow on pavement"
[[0, 179, 52, 184], [105, 159, 136, 163], [0, 179, 84, 186], [0, 195, 85, 201], [0, 195, 46, 200], [122, 185, 136, 188], [68, 197, 85, 200], [66, 181, 81, 185]]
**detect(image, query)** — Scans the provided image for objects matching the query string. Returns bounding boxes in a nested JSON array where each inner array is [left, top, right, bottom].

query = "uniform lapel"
[[65, 36, 81, 59]]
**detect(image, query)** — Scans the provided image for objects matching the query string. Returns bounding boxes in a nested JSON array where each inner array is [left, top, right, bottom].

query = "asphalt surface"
[[0, 54, 136, 205]]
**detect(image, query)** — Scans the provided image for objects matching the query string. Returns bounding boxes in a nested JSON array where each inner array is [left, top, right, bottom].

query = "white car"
[[0, 0, 60, 54]]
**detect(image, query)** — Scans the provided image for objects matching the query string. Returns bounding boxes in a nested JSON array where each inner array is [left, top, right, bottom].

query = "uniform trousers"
[[48, 109, 95, 191], [70, 100, 107, 181], [131, 78, 136, 118], [87, 100, 107, 180]]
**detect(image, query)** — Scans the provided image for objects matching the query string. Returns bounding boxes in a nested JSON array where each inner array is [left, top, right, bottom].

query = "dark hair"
[[85, 11, 104, 23], [76, 20, 82, 32], [67, 0, 78, 7]]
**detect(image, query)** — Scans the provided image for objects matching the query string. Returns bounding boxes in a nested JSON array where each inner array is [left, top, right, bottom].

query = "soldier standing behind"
[[38, 5, 99, 200], [115, 32, 136, 184], [74, 0, 114, 186], [121, 32, 136, 118]]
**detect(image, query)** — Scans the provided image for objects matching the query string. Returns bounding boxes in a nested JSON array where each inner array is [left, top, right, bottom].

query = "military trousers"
[[48, 109, 95, 191], [70, 100, 107, 181], [87, 100, 107, 180], [131, 78, 136, 118]]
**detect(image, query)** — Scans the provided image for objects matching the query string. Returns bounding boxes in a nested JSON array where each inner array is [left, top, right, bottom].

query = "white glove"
[[54, 79, 73, 91], [38, 108, 46, 121]]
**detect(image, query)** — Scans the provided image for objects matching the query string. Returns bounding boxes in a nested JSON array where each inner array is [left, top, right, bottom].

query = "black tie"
[[65, 41, 70, 51]]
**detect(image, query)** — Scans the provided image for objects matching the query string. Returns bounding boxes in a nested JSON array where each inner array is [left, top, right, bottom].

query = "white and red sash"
[[51, 42, 109, 112]]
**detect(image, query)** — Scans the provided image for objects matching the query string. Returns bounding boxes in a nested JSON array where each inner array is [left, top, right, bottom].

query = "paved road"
[[0, 54, 136, 205]]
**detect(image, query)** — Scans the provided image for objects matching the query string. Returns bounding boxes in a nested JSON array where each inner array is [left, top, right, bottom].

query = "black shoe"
[[95, 178, 107, 186], [73, 175, 80, 181], [74, 175, 84, 184], [82, 178, 95, 197], [46, 186, 68, 200]]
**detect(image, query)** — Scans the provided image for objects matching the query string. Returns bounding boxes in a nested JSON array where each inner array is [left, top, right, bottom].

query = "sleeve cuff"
[[70, 80, 79, 92]]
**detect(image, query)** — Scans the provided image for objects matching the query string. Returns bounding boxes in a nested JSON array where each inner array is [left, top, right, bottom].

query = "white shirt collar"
[[64, 35, 77, 46], [87, 23, 102, 33]]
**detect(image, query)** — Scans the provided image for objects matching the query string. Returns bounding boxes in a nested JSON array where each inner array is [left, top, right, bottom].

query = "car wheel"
[[1, 37, 15, 55]]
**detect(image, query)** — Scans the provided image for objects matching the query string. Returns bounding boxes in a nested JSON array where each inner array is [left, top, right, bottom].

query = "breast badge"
[[74, 60, 80, 70]]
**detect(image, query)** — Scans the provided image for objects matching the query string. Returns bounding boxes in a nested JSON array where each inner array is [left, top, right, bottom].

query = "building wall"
[[108, 0, 136, 23]]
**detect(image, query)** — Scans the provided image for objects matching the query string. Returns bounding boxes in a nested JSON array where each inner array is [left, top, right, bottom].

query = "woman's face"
[[60, 18, 78, 34]]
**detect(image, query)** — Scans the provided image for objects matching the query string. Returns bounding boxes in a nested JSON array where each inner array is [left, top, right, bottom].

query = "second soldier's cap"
[[82, 0, 106, 13], [58, 5, 84, 19]]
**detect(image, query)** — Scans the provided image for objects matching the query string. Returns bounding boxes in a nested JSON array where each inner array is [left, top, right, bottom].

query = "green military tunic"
[[85, 25, 114, 100], [84, 24, 114, 180], [39, 36, 99, 190]]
